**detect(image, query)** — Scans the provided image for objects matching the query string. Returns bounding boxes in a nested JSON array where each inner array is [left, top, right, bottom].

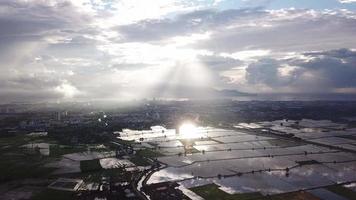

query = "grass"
[[81, 168, 131, 182], [190, 185, 322, 200], [115, 139, 136, 145], [0, 161, 56, 182], [49, 145, 86, 157], [266, 138, 301, 147], [296, 160, 320, 166], [259, 191, 320, 200], [190, 184, 263, 200], [80, 159, 102, 172], [63, 166, 131, 183], [0, 134, 56, 150], [129, 155, 151, 166], [136, 149, 163, 158], [0, 135, 32, 149], [31, 189, 75, 200], [128, 148, 163, 166], [326, 185, 356, 200], [0, 142, 56, 182], [0, 135, 87, 182]]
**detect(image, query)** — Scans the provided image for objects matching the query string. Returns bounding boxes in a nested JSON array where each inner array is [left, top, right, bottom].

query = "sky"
[[1, 0, 356, 102]]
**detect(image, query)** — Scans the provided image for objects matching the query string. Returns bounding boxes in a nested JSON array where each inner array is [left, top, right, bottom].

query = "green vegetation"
[[116, 139, 135, 145], [296, 160, 320, 166], [31, 189, 75, 200], [78, 168, 131, 182], [80, 159, 102, 172], [0, 135, 32, 149], [49, 145, 86, 157], [129, 155, 151, 166], [0, 136, 56, 182], [267, 138, 302, 147], [0, 134, 56, 149], [259, 191, 320, 200], [136, 149, 163, 158], [190, 185, 323, 200], [0, 158, 55, 182], [128, 148, 163, 166], [190, 184, 263, 200], [326, 185, 356, 200]]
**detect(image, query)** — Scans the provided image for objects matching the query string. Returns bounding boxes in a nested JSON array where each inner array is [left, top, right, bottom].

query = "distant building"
[[57, 111, 61, 121]]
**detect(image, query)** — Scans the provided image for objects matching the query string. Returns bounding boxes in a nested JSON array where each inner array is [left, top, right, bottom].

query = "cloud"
[[339, 0, 356, 3], [116, 8, 266, 42], [198, 54, 243, 71], [0, 73, 68, 102], [198, 9, 356, 52], [55, 81, 80, 98], [116, 8, 356, 53], [1, 1, 356, 102], [241, 0, 274, 7], [241, 48, 356, 93]]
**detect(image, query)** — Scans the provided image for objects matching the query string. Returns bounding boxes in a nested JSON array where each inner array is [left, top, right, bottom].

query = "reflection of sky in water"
[[344, 182, 356, 192], [119, 124, 356, 194], [325, 162, 356, 183], [147, 168, 193, 184], [99, 158, 134, 169]]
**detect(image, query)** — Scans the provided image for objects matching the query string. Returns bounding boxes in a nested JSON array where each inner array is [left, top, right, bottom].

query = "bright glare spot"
[[179, 123, 202, 139]]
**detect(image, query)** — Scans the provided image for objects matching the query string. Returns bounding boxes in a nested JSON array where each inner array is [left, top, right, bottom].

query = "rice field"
[[117, 120, 356, 199]]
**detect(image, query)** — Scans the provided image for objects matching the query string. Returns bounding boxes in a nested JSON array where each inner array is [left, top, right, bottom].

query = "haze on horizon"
[[1, 0, 356, 103]]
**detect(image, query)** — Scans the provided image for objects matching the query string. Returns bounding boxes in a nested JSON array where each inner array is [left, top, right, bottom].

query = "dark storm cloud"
[[0, 74, 66, 102], [295, 49, 356, 88], [246, 59, 281, 86], [244, 49, 356, 92], [0, 89, 63, 103], [304, 48, 356, 60]]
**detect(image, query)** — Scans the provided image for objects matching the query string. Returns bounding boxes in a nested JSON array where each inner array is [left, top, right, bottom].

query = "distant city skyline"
[[1, 0, 356, 102]]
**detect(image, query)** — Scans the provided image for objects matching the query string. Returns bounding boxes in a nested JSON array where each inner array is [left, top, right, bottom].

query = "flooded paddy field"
[[1, 118, 356, 200], [117, 119, 356, 199], [0, 132, 140, 200]]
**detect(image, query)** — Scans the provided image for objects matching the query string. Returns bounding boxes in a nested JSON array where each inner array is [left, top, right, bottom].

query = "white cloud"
[[92, 0, 214, 28], [220, 50, 270, 61], [1, 1, 356, 102], [339, 0, 356, 3], [55, 81, 80, 99]]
